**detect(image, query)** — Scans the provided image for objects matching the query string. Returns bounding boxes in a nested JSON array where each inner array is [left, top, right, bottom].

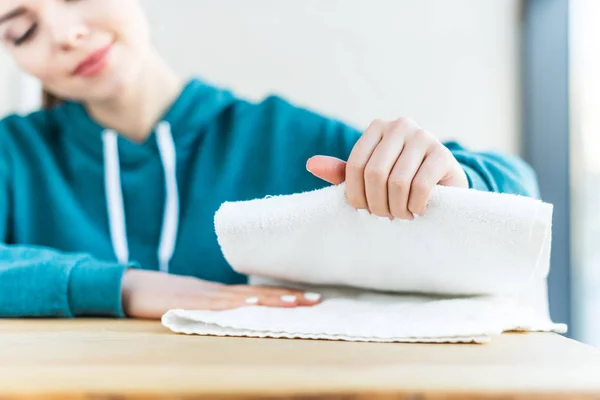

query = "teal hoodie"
[[0, 78, 540, 318]]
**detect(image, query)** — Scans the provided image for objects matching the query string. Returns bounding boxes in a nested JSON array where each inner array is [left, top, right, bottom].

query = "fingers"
[[438, 147, 470, 189], [407, 147, 449, 216], [345, 119, 384, 210], [243, 294, 300, 308], [248, 288, 322, 307], [124, 273, 323, 318], [228, 284, 298, 297], [195, 293, 303, 311], [311, 117, 465, 221], [226, 285, 323, 309], [363, 121, 407, 217], [306, 156, 347, 185], [388, 129, 431, 220]]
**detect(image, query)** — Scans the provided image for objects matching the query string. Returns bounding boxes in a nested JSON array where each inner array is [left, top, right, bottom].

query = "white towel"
[[162, 184, 567, 343]]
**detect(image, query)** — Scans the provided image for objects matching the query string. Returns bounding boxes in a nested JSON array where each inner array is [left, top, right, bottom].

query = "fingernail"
[[281, 295, 297, 303], [306, 158, 313, 172], [304, 292, 322, 302], [245, 297, 259, 305], [357, 209, 370, 217]]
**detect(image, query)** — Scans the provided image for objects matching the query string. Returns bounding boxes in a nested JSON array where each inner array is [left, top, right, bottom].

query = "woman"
[[0, 0, 539, 319]]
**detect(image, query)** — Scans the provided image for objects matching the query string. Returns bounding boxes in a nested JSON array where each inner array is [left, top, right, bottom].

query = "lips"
[[72, 43, 113, 77]]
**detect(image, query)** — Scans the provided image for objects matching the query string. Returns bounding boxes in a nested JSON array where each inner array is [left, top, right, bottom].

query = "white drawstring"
[[102, 130, 129, 265], [102, 123, 180, 273], [155, 122, 180, 273]]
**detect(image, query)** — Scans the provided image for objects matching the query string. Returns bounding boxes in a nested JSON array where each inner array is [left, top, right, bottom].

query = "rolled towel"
[[215, 184, 552, 296], [162, 184, 566, 343]]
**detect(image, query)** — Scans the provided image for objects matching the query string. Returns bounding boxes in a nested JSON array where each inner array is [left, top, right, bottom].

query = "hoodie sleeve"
[[250, 96, 540, 199], [443, 141, 541, 199], [0, 123, 130, 318]]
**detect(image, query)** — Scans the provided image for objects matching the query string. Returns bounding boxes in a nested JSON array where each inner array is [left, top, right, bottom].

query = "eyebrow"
[[0, 7, 26, 26]]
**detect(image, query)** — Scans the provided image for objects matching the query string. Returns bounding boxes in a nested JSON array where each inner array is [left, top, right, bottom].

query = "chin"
[[71, 69, 142, 103]]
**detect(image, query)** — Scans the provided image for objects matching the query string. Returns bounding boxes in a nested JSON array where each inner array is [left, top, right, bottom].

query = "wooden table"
[[1, 319, 600, 399]]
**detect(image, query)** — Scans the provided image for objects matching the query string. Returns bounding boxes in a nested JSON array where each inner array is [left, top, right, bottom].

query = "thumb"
[[306, 156, 347, 185]]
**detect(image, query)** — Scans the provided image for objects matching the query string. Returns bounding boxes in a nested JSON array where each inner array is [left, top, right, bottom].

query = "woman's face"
[[0, 0, 153, 102]]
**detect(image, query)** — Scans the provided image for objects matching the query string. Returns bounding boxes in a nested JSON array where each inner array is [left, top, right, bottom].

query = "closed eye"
[[14, 22, 37, 46]]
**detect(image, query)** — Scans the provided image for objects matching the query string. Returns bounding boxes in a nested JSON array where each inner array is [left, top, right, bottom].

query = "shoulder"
[[0, 107, 56, 140], [234, 94, 331, 124], [0, 107, 62, 169], [231, 93, 361, 143]]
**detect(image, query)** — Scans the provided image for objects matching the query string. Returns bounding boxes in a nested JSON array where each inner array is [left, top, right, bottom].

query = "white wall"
[[0, 52, 17, 115], [0, 52, 40, 115], [0, 0, 523, 154], [144, 0, 523, 153]]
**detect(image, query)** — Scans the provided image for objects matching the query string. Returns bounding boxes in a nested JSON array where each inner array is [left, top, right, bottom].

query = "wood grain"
[[0, 319, 599, 400]]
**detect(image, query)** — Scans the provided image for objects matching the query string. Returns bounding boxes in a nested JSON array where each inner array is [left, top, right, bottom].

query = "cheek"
[[91, 0, 151, 47], [12, 46, 59, 84]]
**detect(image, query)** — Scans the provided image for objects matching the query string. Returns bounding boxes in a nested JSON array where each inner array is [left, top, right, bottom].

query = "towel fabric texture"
[[162, 184, 567, 343]]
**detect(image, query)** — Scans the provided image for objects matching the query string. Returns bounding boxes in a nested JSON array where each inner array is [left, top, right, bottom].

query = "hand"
[[307, 118, 468, 219], [121, 269, 322, 319]]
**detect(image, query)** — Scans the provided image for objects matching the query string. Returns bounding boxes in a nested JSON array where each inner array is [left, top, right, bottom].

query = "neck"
[[84, 49, 184, 142]]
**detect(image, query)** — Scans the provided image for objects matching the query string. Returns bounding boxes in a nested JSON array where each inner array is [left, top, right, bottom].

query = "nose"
[[42, 4, 89, 51], [57, 24, 88, 51]]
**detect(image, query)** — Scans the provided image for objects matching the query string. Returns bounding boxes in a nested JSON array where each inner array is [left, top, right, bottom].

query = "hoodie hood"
[[50, 78, 237, 166], [48, 78, 236, 272]]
